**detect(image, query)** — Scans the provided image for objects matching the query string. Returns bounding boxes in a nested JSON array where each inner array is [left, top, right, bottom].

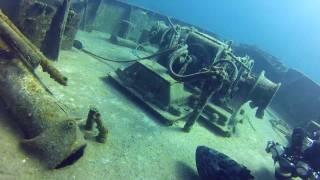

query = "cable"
[[77, 41, 238, 84], [212, 59, 239, 82], [167, 45, 238, 83], [80, 46, 179, 63], [131, 43, 149, 59], [166, 16, 178, 34], [168, 45, 212, 81]]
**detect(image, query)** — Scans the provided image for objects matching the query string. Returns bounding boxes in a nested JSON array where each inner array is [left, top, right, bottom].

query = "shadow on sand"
[[175, 161, 200, 180], [254, 167, 275, 180]]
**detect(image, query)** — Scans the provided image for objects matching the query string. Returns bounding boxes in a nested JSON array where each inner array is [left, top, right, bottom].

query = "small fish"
[[0, 49, 15, 60]]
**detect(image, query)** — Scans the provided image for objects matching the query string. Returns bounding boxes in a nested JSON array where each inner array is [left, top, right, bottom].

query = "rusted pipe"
[[85, 106, 108, 143], [0, 12, 86, 168], [0, 10, 68, 85]]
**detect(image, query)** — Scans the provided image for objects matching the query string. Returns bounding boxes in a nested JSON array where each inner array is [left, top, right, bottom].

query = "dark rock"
[[73, 39, 83, 50], [0, 49, 15, 60], [196, 146, 254, 180]]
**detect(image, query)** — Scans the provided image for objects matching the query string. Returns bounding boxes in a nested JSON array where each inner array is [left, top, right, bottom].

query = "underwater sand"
[[0, 31, 286, 180]]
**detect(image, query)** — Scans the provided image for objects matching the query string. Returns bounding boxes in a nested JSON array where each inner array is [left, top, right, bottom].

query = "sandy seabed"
[[0, 31, 287, 180]]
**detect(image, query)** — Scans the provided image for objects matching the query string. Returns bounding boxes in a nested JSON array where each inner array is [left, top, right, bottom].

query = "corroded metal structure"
[[84, 106, 108, 143], [247, 70, 281, 118], [110, 21, 281, 135], [0, 10, 86, 168], [16, 0, 80, 59], [62, 9, 81, 50], [17, 0, 57, 48]]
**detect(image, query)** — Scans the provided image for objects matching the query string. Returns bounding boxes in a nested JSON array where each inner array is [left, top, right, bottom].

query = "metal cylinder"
[[0, 35, 86, 169], [248, 70, 281, 118]]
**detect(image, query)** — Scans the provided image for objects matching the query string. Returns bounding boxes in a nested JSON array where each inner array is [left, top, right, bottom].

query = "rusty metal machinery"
[[113, 59, 193, 123], [110, 21, 281, 136], [0, 10, 86, 168], [247, 70, 281, 118]]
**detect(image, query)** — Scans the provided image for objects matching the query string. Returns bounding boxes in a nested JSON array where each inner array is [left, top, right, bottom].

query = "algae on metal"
[[0, 10, 86, 168]]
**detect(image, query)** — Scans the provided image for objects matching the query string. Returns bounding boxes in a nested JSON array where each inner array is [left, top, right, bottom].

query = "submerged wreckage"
[[0, 1, 320, 178], [0, 10, 86, 168], [0, 0, 281, 169], [109, 20, 281, 135], [0, 0, 103, 168]]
